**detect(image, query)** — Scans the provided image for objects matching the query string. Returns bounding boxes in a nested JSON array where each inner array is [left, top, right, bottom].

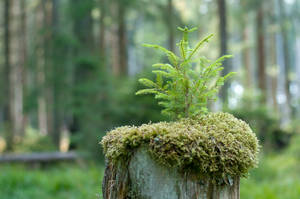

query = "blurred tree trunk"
[[268, 1, 278, 113], [109, 1, 118, 74], [217, 0, 230, 105], [51, 0, 61, 147], [241, 15, 251, 89], [73, 0, 94, 50], [118, 3, 128, 75], [71, 0, 94, 147], [45, 0, 56, 144], [36, 1, 48, 136], [20, 0, 27, 134], [270, 33, 278, 112], [99, 0, 106, 56], [294, 1, 300, 117], [167, 0, 175, 52], [3, 0, 12, 149], [110, 1, 128, 76], [256, 5, 267, 103], [52, 0, 59, 30], [111, 26, 120, 75], [8, 0, 25, 143], [278, 0, 292, 114]]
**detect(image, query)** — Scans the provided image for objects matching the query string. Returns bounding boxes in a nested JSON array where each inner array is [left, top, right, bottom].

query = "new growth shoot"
[[136, 27, 235, 119]]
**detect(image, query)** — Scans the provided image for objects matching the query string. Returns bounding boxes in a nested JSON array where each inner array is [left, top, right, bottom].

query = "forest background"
[[0, 0, 300, 198]]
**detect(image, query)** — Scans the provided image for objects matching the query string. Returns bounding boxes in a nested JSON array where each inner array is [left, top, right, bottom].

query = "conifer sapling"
[[136, 27, 235, 119]]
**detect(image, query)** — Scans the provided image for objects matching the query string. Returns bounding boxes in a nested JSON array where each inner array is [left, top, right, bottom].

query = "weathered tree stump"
[[101, 113, 259, 199], [102, 147, 239, 199]]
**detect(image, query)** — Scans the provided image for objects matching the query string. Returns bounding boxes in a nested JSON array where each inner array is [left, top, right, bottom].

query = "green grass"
[[1, 152, 300, 199], [0, 163, 103, 199]]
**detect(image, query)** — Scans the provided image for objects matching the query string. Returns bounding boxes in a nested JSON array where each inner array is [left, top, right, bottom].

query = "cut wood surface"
[[0, 151, 80, 163], [102, 147, 240, 199]]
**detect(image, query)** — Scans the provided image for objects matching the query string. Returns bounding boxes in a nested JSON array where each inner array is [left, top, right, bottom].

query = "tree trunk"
[[270, 33, 278, 113], [36, 1, 48, 136], [103, 147, 240, 199], [278, 0, 292, 115], [294, 1, 300, 118], [51, 0, 61, 147], [266, 0, 279, 113], [20, 0, 27, 136], [72, 0, 94, 50], [241, 16, 251, 89], [217, 0, 230, 105], [118, 3, 128, 76], [99, 0, 106, 56], [3, 0, 12, 149], [9, 0, 25, 142], [111, 26, 120, 75], [110, 1, 120, 75], [256, 5, 266, 102], [167, 0, 175, 52]]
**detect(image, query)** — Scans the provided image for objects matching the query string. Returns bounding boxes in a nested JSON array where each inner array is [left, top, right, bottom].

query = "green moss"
[[101, 112, 259, 183]]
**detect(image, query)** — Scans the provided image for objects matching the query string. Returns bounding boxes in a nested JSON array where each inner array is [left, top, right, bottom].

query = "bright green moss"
[[101, 112, 259, 183]]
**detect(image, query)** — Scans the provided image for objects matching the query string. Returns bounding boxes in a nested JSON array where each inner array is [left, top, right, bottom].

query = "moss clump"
[[101, 112, 259, 183]]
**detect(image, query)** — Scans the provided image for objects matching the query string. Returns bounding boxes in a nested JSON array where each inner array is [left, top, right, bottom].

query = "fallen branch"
[[0, 151, 80, 163]]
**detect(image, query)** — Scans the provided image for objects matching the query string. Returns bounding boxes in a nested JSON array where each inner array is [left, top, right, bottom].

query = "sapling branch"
[[136, 27, 235, 120]]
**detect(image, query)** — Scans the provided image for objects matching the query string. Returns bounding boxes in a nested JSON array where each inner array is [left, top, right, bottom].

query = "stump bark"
[[102, 147, 240, 199]]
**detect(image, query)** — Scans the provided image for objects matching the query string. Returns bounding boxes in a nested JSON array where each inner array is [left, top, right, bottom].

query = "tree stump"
[[101, 113, 259, 198], [102, 147, 239, 199]]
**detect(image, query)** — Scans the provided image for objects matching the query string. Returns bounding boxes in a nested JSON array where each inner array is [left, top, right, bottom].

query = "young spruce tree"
[[136, 27, 235, 119]]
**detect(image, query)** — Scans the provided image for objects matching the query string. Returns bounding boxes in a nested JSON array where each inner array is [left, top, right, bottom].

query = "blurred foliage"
[[227, 92, 295, 151], [1, 151, 300, 199], [69, 59, 166, 157], [14, 128, 56, 153], [113, 74, 168, 126], [0, 164, 102, 199], [241, 152, 300, 199], [285, 133, 300, 160], [230, 106, 294, 151]]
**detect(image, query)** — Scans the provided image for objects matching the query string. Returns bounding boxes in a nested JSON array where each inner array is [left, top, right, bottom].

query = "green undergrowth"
[[241, 152, 300, 199], [101, 112, 259, 183], [0, 163, 102, 199]]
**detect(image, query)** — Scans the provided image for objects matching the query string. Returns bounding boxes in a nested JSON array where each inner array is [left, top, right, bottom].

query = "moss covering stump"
[[101, 113, 259, 199]]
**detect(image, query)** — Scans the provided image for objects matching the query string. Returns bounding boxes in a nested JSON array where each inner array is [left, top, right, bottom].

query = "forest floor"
[[0, 152, 300, 199], [0, 163, 103, 199]]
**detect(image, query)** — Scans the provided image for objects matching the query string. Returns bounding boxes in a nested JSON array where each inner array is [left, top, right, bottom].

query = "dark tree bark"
[[109, 1, 128, 76], [217, 0, 230, 105], [118, 3, 128, 76], [256, 5, 267, 102]]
